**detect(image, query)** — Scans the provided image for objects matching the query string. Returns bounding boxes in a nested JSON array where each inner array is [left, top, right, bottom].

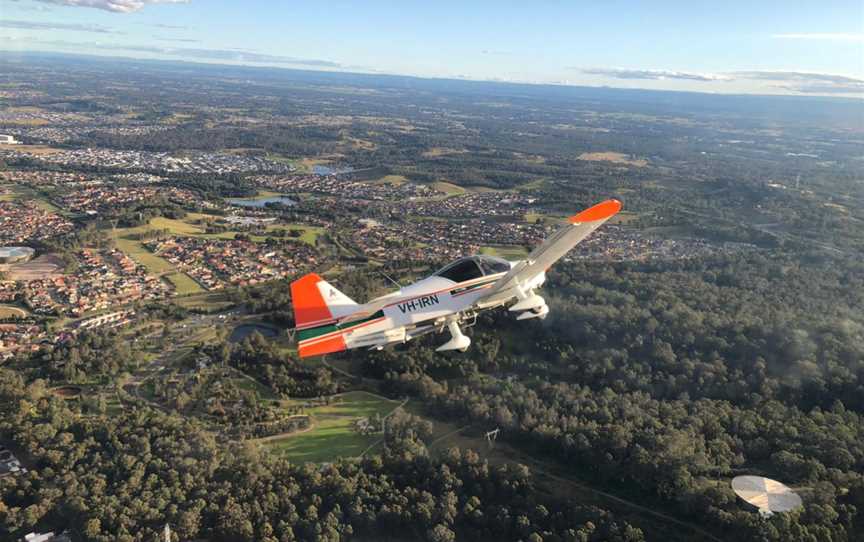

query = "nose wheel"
[[436, 318, 471, 352]]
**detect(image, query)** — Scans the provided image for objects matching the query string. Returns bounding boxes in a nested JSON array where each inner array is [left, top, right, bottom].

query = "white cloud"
[[579, 67, 732, 82], [733, 71, 864, 94], [574, 66, 863, 95], [32, 0, 188, 13], [0, 19, 117, 33], [772, 33, 864, 42]]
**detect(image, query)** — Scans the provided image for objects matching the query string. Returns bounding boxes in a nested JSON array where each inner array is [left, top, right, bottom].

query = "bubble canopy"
[[433, 255, 512, 283]]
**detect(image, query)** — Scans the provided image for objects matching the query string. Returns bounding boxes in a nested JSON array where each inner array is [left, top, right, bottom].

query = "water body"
[[313, 165, 354, 176], [229, 323, 279, 343], [227, 195, 296, 208]]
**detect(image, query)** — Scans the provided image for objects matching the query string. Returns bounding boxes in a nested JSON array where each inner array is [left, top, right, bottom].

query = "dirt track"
[[3, 254, 64, 281]]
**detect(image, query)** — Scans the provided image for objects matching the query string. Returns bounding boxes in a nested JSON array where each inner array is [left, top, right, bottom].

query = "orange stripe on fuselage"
[[290, 273, 333, 327], [298, 334, 346, 358]]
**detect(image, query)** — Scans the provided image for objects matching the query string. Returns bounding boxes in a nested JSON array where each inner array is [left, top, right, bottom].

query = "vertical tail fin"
[[290, 273, 358, 357], [290, 273, 358, 327]]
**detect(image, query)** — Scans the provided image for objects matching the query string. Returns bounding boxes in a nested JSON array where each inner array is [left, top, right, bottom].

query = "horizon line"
[[3, 48, 863, 103]]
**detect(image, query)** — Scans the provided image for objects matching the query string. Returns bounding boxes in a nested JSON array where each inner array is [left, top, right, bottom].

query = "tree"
[[427, 524, 456, 542]]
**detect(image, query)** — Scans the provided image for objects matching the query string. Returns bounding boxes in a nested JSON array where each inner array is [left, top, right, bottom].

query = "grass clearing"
[[609, 211, 641, 225], [33, 198, 62, 214], [0, 185, 16, 202], [422, 147, 467, 158], [227, 190, 284, 202], [165, 272, 204, 295], [149, 216, 206, 235], [431, 181, 466, 196], [0, 185, 62, 213], [577, 151, 648, 167], [113, 236, 175, 274], [294, 157, 332, 173], [371, 174, 408, 186], [272, 224, 323, 245], [231, 376, 276, 399], [516, 178, 548, 191], [174, 291, 235, 312], [0, 144, 60, 155], [112, 213, 321, 272], [264, 391, 402, 462]]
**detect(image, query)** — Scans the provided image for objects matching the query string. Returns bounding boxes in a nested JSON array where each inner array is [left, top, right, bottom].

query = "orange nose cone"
[[568, 199, 622, 223]]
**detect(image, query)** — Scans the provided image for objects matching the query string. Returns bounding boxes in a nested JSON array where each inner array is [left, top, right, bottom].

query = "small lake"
[[313, 165, 354, 176], [229, 323, 280, 343], [227, 195, 296, 208]]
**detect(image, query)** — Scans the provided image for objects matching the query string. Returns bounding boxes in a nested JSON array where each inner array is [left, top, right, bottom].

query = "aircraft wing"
[[479, 199, 622, 299]]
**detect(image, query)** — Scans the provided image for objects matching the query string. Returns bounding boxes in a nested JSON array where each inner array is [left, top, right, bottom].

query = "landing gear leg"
[[436, 318, 471, 352]]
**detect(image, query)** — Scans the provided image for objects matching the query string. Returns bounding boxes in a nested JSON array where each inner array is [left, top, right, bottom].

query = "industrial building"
[[0, 134, 20, 145]]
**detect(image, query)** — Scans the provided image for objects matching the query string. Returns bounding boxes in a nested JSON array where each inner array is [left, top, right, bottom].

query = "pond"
[[229, 323, 280, 343], [312, 165, 354, 176], [227, 195, 296, 208], [53, 385, 83, 399]]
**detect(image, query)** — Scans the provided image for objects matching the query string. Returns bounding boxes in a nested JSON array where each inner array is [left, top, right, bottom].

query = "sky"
[[1, 0, 863, 96]]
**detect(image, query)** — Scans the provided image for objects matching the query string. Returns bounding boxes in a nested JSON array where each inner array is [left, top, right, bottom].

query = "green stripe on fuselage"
[[297, 310, 385, 342]]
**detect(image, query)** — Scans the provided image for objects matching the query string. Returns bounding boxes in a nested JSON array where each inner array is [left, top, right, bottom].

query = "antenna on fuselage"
[[377, 269, 403, 289]]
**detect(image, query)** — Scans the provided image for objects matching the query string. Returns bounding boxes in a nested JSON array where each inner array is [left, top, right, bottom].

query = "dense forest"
[[0, 369, 644, 542], [356, 251, 864, 541]]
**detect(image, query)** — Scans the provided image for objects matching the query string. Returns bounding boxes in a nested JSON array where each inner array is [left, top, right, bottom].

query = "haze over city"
[[1, 0, 862, 96]]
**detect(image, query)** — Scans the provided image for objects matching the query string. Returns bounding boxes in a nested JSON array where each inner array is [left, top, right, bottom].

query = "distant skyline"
[[1, 0, 862, 96]]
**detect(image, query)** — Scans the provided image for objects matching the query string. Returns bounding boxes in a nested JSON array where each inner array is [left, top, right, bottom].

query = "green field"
[[165, 272, 204, 295], [173, 291, 235, 312], [431, 181, 466, 196], [609, 210, 641, 225], [114, 215, 322, 246], [0, 185, 62, 213], [113, 236, 175, 274], [231, 375, 276, 399], [264, 391, 402, 462], [110, 213, 323, 276], [371, 174, 408, 186], [227, 190, 284, 201]]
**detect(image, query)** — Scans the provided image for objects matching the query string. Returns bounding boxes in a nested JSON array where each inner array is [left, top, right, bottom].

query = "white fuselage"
[[339, 265, 547, 351]]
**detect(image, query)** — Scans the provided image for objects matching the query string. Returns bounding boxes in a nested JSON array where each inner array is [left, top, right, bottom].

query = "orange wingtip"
[[568, 199, 622, 224], [298, 335, 346, 358]]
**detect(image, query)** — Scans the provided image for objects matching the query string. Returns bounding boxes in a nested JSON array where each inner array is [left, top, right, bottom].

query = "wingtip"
[[568, 199, 622, 224]]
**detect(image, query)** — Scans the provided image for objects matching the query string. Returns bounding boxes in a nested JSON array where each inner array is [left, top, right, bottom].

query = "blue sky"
[[2, 0, 862, 95]]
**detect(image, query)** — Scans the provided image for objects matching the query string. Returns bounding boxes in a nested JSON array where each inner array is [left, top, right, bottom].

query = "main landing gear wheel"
[[436, 319, 471, 352]]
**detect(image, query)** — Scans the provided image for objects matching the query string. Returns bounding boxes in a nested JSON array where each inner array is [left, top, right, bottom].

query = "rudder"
[[290, 273, 359, 358], [290, 273, 358, 328]]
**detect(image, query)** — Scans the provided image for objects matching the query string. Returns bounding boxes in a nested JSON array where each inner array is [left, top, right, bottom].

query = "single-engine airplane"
[[291, 199, 621, 358]]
